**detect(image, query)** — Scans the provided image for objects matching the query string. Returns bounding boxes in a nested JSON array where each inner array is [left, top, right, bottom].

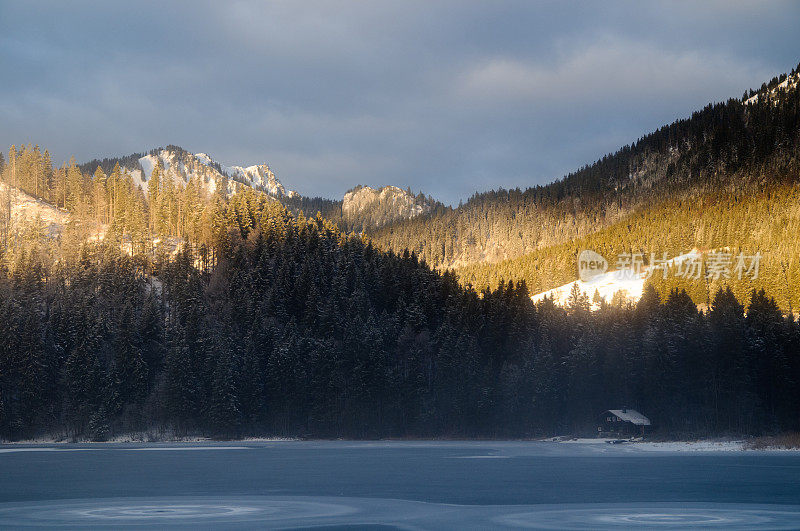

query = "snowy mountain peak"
[[195, 153, 213, 166], [119, 147, 297, 199], [224, 164, 297, 198]]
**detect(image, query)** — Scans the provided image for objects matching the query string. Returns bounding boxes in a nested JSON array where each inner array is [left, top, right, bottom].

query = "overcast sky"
[[1, 1, 798, 204]]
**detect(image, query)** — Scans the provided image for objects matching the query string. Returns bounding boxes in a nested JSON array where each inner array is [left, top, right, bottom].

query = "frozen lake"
[[1, 440, 799, 529]]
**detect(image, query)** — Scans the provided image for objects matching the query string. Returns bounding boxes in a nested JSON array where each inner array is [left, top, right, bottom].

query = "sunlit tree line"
[[0, 189, 797, 441], [354, 65, 800, 311]]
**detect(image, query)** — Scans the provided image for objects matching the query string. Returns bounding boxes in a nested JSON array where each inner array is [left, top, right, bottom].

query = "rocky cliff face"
[[98, 146, 296, 199], [342, 185, 434, 230]]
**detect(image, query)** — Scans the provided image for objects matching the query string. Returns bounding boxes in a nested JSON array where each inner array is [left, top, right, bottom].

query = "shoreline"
[[2, 435, 799, 452]]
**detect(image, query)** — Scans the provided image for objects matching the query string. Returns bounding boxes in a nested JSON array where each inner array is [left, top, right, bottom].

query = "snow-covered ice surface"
[[1, 433, 295, 444], [551, 437, 800, 453], [551, 437, 747, 451], [2, 440, 799, 529], [0, 446, 249, 453], [1, 497, 799, 530], [629, 440, 746, 452]]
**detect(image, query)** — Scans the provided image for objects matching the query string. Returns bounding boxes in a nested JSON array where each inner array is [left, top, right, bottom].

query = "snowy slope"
[[0, 183, 69, 237], [532, 250, 701, 308], [532, 269, 645, 308], [223, 164, 297, 198], [744, 72, 799, 105], [132, 150, 228, 196]]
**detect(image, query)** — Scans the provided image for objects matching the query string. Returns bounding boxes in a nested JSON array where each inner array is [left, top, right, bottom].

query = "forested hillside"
[[0, 145, 799, 441], [361, 66, 800, 309], [340, 185, 438, 232], [458, 183, 800, 310], [1, 66, 799, 441], [78, 146, 437, 234]]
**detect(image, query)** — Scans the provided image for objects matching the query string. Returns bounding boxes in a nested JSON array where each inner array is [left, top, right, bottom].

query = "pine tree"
[[65, 157, 84, 212], [92, 166, 108, 225], [567, 282, 589, 314], [148, 161, 162, 233], [41, 149, 53, 202]]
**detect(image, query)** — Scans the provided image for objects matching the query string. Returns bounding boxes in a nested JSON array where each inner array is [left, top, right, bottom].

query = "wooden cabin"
[[598, 408, 651, 437]]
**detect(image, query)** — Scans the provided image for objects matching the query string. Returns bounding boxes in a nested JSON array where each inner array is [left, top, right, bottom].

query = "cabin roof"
[[606, 409, 651, 426]]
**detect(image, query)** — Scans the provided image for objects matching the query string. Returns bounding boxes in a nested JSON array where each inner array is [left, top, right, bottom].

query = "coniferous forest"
[[1, 68, 800, 442], [0, 147, 799, 441], [364, 66, 800, 310]]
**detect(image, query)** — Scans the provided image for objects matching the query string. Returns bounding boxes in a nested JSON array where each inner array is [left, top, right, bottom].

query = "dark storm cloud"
[[1, 1, 797, 203]]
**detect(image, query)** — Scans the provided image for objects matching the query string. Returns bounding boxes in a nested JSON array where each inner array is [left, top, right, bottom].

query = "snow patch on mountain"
[[123, 148, 297, 199], [0, 182, 69, 237], [195, 152, 212, 166], [532, 269, 644, 309], [132, 150, 228, 196], [224, 164, 297, 198], [745, 72, 799, 105], [532, 250, 701, 309]]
